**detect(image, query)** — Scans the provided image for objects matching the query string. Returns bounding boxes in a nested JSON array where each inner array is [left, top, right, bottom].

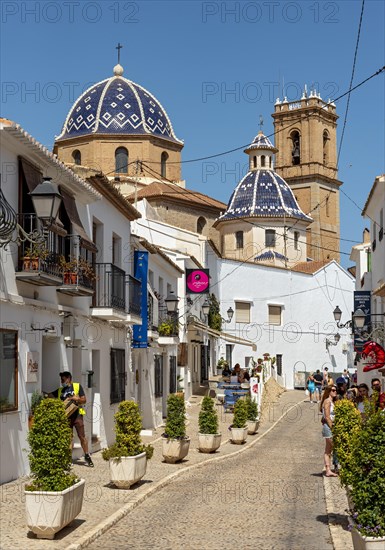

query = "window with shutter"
[[235, 301, 250, 323], [268, 305, 282, 326]]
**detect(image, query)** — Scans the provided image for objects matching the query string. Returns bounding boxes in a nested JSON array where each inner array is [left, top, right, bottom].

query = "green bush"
[[30, 390, 43, 415], [198, 396, 219, 434], [332, 400, 362, 488], [349, 401, 385, 537], [245, 396, 259, 422], [164, 393, 187, 439], [26, 398, 77, 492], [102, 401, 153, 461], [232, 399, 247, 428], [208, 294, 222, 332]]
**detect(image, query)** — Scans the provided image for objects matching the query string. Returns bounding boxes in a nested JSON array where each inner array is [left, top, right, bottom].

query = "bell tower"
[[272, 90, 342, 262]]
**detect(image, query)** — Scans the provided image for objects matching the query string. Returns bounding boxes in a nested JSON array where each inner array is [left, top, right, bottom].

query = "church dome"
[[56, 65, 182, 144], [219, 169, 312, 222], [218, 131, 312, 223]]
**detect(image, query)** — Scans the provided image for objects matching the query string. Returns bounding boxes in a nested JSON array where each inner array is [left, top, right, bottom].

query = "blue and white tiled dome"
[[219, 169, 312, 222], [245, 132, 277, 152], [56, 65, 182, 144]]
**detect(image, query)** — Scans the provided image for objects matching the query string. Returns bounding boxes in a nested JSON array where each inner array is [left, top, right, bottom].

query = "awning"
[[373, 282, 385, 297], [19, 157, 42, 192], [60, 189, 97, 252], [189, 319, 257, 351]]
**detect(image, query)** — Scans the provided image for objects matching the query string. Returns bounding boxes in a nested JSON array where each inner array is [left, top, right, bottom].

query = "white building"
[[350, 175, 385, 385], [0, 120, 143, 483]]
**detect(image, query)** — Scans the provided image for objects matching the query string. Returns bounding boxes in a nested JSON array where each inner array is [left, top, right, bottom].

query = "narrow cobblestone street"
[[88, 398, 332, 550]]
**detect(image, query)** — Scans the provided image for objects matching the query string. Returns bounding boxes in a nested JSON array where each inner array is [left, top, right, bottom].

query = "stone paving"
[[0, 387, 353, 550]]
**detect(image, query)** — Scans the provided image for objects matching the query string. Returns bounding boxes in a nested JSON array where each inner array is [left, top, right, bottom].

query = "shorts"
[[315, 385, 322, 395], [322, 424, 333, 438], [69, 414, 85, 439]]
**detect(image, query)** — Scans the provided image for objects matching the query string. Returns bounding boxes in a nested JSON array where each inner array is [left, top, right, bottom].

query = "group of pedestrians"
[[319, 373, 384, 477]]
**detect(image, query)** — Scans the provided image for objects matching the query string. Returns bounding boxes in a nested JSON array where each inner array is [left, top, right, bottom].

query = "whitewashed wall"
[[215, 259, 355, 388]]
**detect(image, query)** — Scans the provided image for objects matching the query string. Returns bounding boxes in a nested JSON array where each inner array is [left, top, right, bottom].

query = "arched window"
[[261, 155, 266, 167], [72, 150, 81, 165], [269, 156, 272, 168], [291, 131, 300, 165], [253, 156, 257, 168], [323, 130, 329, 164], [265, 229, 276, 248], [236, 231, 244, 249], [161, 152, 169, 178], [197, 216, 207, 234], [115, 147, 128, 174]]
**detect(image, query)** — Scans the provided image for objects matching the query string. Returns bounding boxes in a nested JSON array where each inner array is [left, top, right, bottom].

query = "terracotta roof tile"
[[292, 260, 332, 274], [126, 181, 226, 210]]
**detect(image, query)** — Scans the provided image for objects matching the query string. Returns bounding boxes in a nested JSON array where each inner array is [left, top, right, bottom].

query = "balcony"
[[57, 235, 96, 297], [15, 214, 63, 286], [158, 312, 179, 346], [58, 271, 95, 296], [91, 264, 142, 324]]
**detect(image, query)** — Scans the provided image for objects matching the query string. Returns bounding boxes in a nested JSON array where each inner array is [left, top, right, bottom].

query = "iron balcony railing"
[[93, 264, 142, 315], [17, 213, 63, 278]]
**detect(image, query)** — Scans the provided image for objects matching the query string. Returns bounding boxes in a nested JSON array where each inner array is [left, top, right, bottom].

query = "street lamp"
[[29, 177, 62, 224], [201, 298, 210, 318], [165, 291, 179, 314], [222, 307, 234, 323], [333, 306, 366, 330], [326, 333, 341, 349], [0, 176, 63, 248]]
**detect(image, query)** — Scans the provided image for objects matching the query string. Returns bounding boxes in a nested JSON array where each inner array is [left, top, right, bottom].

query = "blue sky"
[[1, 0, 384, 268]]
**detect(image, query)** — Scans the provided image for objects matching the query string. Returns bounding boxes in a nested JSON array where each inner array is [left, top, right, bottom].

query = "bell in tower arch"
[[291, 132, 301, 165]]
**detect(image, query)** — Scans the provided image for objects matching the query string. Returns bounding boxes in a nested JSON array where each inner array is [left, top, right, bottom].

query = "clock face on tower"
[[186, 269, 210, 294]]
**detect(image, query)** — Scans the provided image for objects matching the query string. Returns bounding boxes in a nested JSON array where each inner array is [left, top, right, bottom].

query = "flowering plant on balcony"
[[158, 317, 178, 337], [59, 256, 97, 283]]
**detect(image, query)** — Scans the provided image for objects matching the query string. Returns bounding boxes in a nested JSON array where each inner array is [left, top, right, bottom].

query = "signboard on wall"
[[132, 251, 148, 348], [186, 269, 209, 294], [354, 291, 371, 352]]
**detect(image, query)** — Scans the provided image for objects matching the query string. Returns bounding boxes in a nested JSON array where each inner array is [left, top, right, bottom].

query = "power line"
[[337, 0, 365, 166]]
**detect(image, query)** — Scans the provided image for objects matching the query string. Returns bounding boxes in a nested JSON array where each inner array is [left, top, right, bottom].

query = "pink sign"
[[186, 269, 209, 294]]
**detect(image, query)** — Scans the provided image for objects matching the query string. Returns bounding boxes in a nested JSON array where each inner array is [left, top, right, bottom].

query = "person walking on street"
[[371, 378, 385, 411], [342, 369, 350, 389], [320, 385, 338, 477], [49, 371, 94, 467], [313, 370, 323, 403], [306, 373, 316, 403]]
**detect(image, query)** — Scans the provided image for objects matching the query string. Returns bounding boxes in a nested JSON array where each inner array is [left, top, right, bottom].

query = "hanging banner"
[[186, 269, 210, 294], [353, 290, 371, 352], [132, 251, 148, 348]]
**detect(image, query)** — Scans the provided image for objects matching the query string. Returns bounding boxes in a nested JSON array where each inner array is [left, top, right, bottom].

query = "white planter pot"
[[247, 420, 260, 435], [109, 452, 147, 489], [350, 519, 385, 550], [162, 437, 190, 463], [230, 426, 248, 444], [198, 433, 221, 453], [25, 478, 85, 540]]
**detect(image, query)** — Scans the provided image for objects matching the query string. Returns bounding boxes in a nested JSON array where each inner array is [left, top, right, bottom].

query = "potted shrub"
[[28, 390, 44, 429], [198, 396, 221, 453], [22, 243, 49, 271], [158, 318, 178, 337], [25, 399, 85, 539], [230, 399, 248, 444], [245, 395, 259, 435], [332, 400, 361, 492], [348, 401, 385, 549], [162, 393, 190, 463], [102, 401, 153, 489]]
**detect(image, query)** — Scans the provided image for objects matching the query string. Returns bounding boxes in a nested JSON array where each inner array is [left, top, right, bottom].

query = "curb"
[[323, 476, 353, 550], [66, 399, 305, 550]]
